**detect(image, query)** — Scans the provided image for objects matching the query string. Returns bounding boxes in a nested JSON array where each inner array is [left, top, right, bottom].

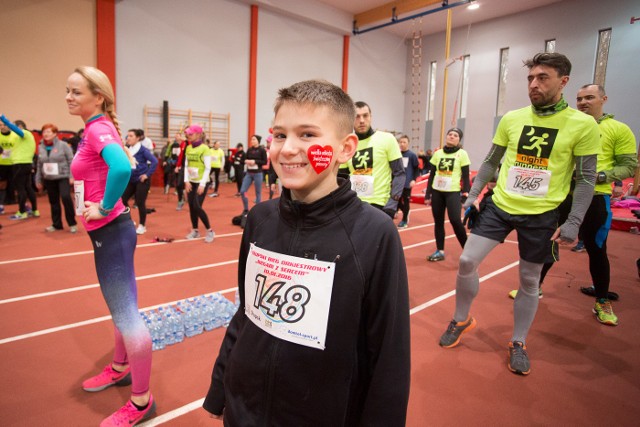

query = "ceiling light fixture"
[[468, 1, 480, 10]]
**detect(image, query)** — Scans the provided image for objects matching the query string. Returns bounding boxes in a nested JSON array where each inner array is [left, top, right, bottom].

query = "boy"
[[397, 134, 419, 228], [203, 80, 411, 426]]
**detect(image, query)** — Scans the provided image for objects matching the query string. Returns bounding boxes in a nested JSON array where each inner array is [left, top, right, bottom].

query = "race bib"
[[74, 180, 85, 216], [172, 147, 180, 156], [402, 157, 409, 168], [244, 244, 335, 350], [187, 167, 199, 180], [43, 162, 59, 176], [433, 175, 453, 191], [505, 166, 551, 197], [350, 174, 374, 198]]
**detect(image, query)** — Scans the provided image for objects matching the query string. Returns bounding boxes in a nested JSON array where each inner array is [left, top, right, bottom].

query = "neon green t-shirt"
[[210, 147, 225, 168], [185, 144, 211, 183], [429, 148, 470, 192], [346, 130, 402, 206], [594, 116, 637, 195], [10, 129, 36, 165], [492, 106, 600, 215], [0, 132, 18, 166]]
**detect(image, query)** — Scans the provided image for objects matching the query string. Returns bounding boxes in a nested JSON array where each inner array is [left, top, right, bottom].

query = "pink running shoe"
[[82, 365, 131, 392], [100, 395, 156, 427]]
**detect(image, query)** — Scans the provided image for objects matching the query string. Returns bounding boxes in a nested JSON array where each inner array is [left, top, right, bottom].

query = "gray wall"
[[115, 0, 406, 147], [410, 0, 640, 166]]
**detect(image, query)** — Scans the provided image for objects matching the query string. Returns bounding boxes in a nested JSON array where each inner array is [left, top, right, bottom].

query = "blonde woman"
[[67, 66, 155, 426]]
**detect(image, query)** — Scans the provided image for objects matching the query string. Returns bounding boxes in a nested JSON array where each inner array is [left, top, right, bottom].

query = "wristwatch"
[[596, 171, 607, 184]]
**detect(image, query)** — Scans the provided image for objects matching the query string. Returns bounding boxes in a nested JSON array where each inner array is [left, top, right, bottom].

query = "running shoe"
[[439, 316, 477, 348], [593, 298, 618, 326], [45, 225, 60, 232], [208, 192, 219, 198], [397, 221, 408, 229], [185, 230, 200, 239], [508, 341, 531, 375], [571, 241, 585, 252], [82, 365, 131, 392], [0, 205, 4, 214], [204, 229, 215, 243], [100, 394, 156, 427], [70, 225, 78, 234], [176, 200, 185, 211], [9, 212, 28, 220], [508, 288, 543, 299], [136, 224, 146, 235], [428, 250, 445, 262], [30, 209, 40, 217], [579, 285, 619, 301]]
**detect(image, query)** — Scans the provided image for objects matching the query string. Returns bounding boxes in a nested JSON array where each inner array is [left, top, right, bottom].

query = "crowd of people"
[[1, 51, 637, 426]]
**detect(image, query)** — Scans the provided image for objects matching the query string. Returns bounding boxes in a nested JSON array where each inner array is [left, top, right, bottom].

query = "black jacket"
[[203, 178, 411, 426]]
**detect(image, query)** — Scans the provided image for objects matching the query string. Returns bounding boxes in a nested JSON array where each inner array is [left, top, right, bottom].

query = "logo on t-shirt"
[[515, 126, 558, 169], [352, 147, 373, 175], [437, 157, 455, 175]]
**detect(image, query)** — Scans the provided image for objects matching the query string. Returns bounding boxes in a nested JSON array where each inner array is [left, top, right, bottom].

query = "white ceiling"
[[315, 0, 564, 38]]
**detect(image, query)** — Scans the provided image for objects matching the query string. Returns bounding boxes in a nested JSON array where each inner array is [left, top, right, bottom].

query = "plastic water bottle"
[[202, 298, 215, 331], [150, 316, 165, 351], [170, 306, 185, 343], [184, 307, 202, 337], [164, 310, 176, 345]]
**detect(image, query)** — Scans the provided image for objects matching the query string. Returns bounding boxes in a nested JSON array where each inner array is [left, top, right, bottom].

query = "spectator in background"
[[35, 123, 77, 233], [208, 140, 225, 198], [239, 134, 267, 214], [397, 134, 419, 228], [232, 142, 246, 196], [0, 115, 39, 219], [0, 118, 18, 214], [121, 129, 158, 235], [64, 128, 84, 154]]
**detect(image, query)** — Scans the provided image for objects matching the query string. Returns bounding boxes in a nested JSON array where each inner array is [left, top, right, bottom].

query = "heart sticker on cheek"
[[307, 145, 334, 174]]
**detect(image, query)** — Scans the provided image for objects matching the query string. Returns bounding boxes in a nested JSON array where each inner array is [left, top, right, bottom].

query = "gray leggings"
[[454, 234, 543, 344]]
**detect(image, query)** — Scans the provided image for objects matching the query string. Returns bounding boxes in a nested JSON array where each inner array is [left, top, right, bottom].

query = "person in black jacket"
[[239, 134, 267, 213], [231, 143, 245, 195], [203, 79, 411, 426]]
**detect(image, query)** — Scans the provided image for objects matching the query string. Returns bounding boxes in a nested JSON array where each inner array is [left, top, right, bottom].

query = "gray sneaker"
[[508, 341, 531, 375], [204, 229, 215, 243], [439, 316, 477, 348], [176, 200, 185, 211], [185, 230, 200, 239]]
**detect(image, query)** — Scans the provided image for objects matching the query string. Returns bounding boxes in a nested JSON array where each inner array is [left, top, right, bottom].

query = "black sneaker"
[[428, 250, 445, 262], [508, 341, 530, 375], [439, 316, 476, 348]]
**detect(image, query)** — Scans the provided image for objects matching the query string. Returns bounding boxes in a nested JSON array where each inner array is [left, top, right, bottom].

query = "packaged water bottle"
[[202, 298, 215, 331], [164, 310, 176, 345], [150, 317, 165, 351], [171, 306, 185, 343], [193, 299, 204, 335]]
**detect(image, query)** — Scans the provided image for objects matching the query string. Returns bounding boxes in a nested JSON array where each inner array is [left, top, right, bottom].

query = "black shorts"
[[471, 197, 559, 264]]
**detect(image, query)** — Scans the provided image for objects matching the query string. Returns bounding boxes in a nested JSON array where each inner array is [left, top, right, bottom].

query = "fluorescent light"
[[468, 1, 480, 10]]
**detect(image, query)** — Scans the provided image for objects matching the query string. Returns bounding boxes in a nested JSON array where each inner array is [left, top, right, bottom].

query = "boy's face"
[[398, 137, 409, 152], [271, 103, 356, 204]]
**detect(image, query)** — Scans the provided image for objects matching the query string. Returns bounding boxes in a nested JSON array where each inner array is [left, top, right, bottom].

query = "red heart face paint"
[[307, 145, 334, 174]]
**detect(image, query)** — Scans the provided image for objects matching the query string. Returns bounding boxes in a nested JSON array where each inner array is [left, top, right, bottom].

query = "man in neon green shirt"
[[574, 84, 637, 326], [438, 53, 600, 376], [0, 120, 18, 214], [0, 115, 39, 219], [208, 140, 225, 197], [343, 102, 405, 218]]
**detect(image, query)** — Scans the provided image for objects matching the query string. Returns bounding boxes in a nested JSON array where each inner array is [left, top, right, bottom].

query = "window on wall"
[[496, 48, 509, 117], [459, 55, 470, 119], [427, 61, 437, 121], [545, 39, 556, 53], [594, 28, 612, 86]]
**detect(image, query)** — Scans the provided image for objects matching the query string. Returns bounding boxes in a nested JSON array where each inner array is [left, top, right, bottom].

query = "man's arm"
[[598, 154, 638, 183], [555, 154, 597, 242], [463, 144, 506, 209], [383, 158, 406, 213]]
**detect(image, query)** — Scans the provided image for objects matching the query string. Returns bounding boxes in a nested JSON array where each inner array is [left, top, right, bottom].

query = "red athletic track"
[[1, 183, 639, 426]]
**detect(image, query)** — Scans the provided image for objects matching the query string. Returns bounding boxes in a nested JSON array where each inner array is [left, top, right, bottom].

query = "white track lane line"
[[0, 232, 244, 266]]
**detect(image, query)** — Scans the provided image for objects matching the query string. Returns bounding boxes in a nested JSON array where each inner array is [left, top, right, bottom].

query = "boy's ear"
[[336, 133, 358, 164]]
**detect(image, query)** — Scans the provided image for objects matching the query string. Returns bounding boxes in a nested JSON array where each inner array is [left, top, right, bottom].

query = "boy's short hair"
[[274, 80, 356, 136], [523, 52, 572, 77]]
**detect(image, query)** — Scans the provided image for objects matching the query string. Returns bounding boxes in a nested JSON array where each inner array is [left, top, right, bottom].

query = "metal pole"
[[439, 9, 452, 148]]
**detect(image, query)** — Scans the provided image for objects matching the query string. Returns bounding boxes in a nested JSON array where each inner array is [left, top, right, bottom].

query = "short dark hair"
[[15, 120, 27, 129], [355, 101, 371, 114], [523, 52, 572, 77], [127, 129, 145, 139], [580, 83, 606, 96]]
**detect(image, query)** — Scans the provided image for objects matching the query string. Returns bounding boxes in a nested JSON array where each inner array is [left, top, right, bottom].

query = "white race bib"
[[244, 244, 335, 350], [433, 175, 453, 191], [43, 162, 59, 176], [172, 147, 180, 156], [187, 167, 199, 180], [402, 157, 409, 168], [350, 174, 374, 198], [74, 180, 85, 216], [505, 166, 551, 197]]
